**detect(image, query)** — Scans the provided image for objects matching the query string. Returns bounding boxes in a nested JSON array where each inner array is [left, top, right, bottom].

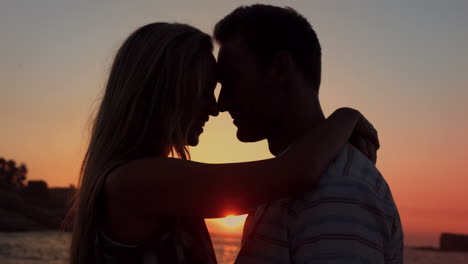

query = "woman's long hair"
[[67, 23, 213, 264]]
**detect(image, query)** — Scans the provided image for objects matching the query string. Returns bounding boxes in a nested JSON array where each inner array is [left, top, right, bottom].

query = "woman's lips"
[[199, 117, 209, 127]]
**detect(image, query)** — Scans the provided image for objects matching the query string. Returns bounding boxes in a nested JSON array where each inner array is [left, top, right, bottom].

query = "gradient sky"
[[1, 0, 467, 246]]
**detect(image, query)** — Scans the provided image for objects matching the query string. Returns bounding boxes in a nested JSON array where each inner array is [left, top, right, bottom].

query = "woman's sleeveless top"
[[94, 160, 217, 264], [94, 217, 217, 264]]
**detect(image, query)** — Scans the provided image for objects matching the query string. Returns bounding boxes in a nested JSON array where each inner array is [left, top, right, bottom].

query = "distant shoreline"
[[1, 231, 442, 251]]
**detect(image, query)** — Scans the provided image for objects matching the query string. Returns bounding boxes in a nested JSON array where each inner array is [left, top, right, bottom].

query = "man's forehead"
[[217, 36, 253, 70]]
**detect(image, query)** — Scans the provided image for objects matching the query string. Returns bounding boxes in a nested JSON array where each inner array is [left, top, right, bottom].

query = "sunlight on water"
[[1, 231, 468, 264], [0, 231, 70, 264], [211, 234, 242, 264]]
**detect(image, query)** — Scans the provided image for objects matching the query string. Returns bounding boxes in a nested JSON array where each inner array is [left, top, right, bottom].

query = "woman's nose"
[[209, 105, 219, 117], [208, 95, 219, 117]]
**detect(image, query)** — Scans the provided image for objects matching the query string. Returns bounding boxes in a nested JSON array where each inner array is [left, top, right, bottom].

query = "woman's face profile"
[[186, 54, 219, 146]]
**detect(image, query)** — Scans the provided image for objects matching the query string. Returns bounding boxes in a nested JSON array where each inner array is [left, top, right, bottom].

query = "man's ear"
[[268, 51, 294, 86]]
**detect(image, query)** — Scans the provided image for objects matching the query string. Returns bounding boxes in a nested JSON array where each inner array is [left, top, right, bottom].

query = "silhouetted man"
[[215, 4, 403, 264]]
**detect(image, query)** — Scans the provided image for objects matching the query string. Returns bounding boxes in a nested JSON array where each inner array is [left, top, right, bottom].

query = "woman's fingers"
[[350, 135, 378, 164], [350, 135, 369, 158], [367, 140, 377, 164], [356, 114, 380, 150]]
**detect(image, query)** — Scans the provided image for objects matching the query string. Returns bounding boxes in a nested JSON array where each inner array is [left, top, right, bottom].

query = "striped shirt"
[[236, 144, 403, 264]]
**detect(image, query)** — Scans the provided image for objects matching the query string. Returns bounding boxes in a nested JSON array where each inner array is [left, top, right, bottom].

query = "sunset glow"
[[218, 215, 248, 229], [205, 214, 248, 235], [1, 0, 468, 248]]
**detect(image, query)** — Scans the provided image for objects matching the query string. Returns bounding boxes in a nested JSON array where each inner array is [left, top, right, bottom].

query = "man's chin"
[[236, 129, 265, 143]]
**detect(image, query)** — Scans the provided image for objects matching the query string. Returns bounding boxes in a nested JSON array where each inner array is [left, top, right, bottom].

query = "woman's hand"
[[349, 114, 380, 164]]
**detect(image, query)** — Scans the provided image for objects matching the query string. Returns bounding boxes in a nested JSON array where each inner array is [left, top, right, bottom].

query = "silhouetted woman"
[[68, 23, 378, 264]]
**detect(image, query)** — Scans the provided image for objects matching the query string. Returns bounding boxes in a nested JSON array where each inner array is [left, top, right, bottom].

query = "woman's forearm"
[[108, 108, 361, 218], [283, 107, 361, 184]]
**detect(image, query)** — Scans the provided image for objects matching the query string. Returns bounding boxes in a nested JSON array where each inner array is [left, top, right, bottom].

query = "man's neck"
[[267, 99, 325, 157]]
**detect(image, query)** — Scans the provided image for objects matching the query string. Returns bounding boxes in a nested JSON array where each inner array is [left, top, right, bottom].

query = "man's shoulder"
[[289, 144, 398, 219], [320, 144, 393, 197], [286, 145, 403, 263]]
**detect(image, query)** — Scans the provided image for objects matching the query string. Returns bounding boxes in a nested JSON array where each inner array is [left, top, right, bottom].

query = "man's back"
[[236, 144, 403, 264]]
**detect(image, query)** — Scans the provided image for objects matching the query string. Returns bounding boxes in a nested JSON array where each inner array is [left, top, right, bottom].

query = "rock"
[[0, 189, 62, 231], [440, 233, 468, 252], [0, 208, 46, 231], [0, 189, 25, 211], [23, 180, 49, 201]]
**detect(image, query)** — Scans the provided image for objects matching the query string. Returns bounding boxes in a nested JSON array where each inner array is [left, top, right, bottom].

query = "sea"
[[0, 231, 467, 264]]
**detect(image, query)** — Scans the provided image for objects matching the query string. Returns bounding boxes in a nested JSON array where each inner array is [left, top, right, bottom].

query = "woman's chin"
[[187, 128, 203, 146], [187, 138, 199, 146]]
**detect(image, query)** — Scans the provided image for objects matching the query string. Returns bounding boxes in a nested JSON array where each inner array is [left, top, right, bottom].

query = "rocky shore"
[[0, 183, 75, 232], [440, 233, 468, 252]]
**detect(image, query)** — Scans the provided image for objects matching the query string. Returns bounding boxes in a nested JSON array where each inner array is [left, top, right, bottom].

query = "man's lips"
[[230, 113, 241, 124]]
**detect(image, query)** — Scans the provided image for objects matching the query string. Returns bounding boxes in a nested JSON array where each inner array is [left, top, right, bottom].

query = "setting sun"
[[205, 214, 248, 235], [218, 214, 248, 229]]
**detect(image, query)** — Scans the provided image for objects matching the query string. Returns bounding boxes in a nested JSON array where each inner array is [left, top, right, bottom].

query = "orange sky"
[[1, 0, 467, 247]]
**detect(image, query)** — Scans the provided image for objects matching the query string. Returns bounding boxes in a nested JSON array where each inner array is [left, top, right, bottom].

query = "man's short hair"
[[214, 4, 322, 90]]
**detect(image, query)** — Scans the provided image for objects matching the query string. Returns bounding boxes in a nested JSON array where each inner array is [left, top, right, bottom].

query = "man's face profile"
[[217, 36, 286, 142]]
